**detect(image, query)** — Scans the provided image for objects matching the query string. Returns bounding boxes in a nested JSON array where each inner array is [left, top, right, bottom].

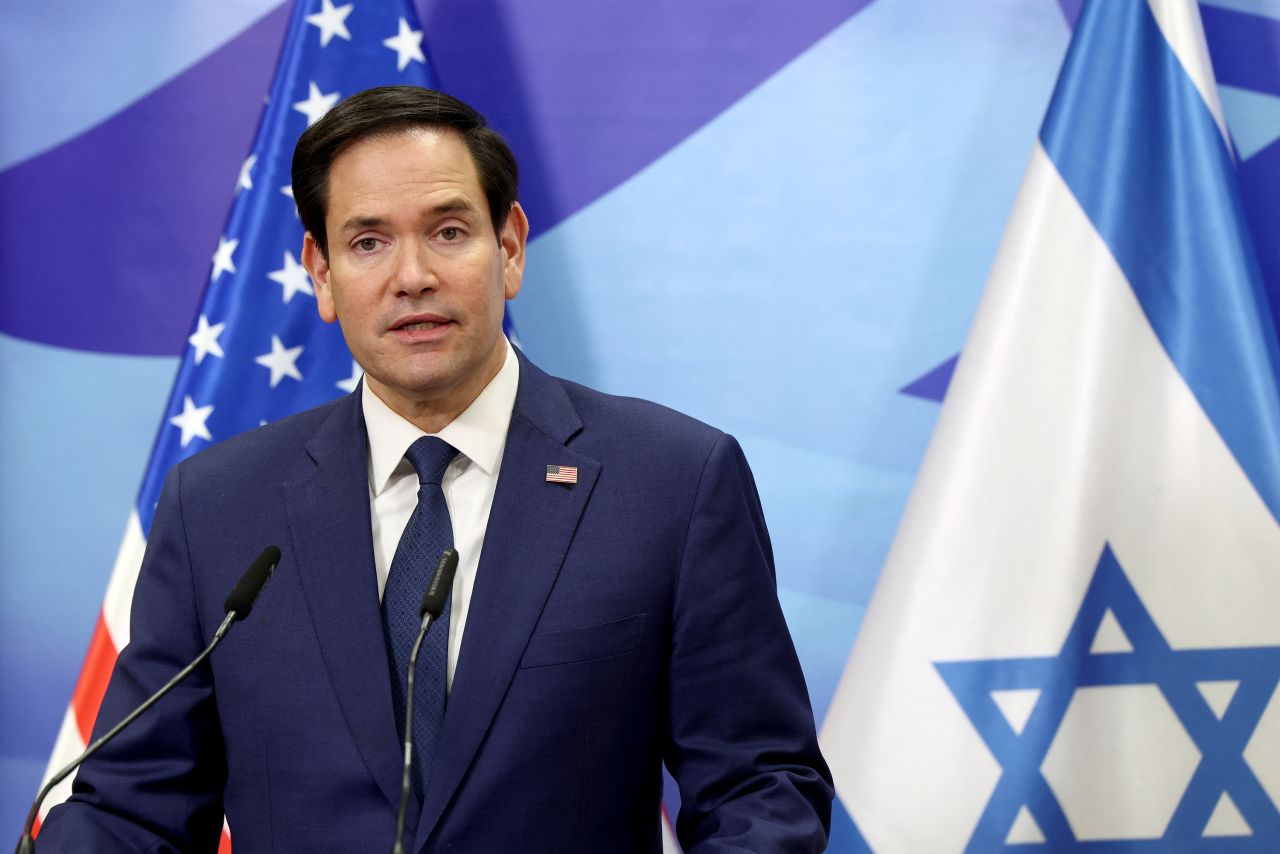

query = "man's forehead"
[[332, 125, 474, 177], [325, 128, 488, 220]]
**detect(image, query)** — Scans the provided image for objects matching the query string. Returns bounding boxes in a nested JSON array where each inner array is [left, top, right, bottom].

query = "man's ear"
[[500, 202, 529, 301], [301, 232, 337, 323]]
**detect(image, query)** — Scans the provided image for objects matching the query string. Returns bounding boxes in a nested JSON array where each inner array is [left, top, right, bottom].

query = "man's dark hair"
[[291, 85, 519, 258]]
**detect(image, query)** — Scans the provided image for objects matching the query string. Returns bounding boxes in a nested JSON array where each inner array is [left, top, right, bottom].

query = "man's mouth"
[[390, 314, 452, 333]]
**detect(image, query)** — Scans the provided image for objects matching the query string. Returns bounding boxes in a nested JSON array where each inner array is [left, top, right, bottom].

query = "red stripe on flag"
[[71, 612, 119, 742]]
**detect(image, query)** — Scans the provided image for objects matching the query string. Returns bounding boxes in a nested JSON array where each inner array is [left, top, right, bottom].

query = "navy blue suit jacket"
[[40, 352, 832, 852]]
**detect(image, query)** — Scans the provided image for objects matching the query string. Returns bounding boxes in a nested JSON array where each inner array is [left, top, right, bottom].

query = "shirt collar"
[[362, 339, 519, 495]]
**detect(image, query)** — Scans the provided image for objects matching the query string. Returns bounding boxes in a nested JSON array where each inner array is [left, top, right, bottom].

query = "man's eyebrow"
[[337, 199, 479, 235], [338, 215, 387, 235], [428, 198, 479, 217]]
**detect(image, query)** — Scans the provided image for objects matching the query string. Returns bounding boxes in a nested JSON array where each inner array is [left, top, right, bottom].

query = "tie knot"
[[405, 436, 457, 486]]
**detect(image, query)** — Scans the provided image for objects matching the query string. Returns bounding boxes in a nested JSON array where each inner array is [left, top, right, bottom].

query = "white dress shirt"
[[361, 340, 518, 691]]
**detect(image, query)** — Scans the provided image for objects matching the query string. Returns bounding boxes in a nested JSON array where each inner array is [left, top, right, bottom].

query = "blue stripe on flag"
[[1040, 0, 1280, 523]]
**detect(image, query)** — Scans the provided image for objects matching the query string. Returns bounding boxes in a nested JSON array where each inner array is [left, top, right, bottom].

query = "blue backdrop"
[[4, 0, 1280, 844]]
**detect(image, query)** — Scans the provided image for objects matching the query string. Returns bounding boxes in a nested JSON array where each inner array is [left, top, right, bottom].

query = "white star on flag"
[[267, 251, 315, 303], [255, 335, 305, 388], [293, 81, 340, 127], [211, 235, 239, 281], [187, 315, 226, 365], [383, 17, 425, 72], [169, 396, 214, 447], [305, 0, 354, 47], [336, 360, 364, 393], [237, 154, 257, 192]]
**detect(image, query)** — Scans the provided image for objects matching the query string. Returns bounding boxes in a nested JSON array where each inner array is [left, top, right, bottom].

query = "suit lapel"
[[414, 355, 600, 847], [282, 391, 405, 813]]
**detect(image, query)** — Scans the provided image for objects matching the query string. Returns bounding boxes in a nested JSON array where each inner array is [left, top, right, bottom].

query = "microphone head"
[[224, 546, 281, 621], [419, 548, 459, 619]]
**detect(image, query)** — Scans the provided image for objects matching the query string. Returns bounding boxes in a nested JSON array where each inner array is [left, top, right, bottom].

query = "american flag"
[[545, 464, 579, 485], [34, 0, 435, 846]]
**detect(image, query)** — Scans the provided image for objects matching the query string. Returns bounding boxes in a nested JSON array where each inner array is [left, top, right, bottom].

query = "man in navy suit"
[[39, 86, 832, 852]]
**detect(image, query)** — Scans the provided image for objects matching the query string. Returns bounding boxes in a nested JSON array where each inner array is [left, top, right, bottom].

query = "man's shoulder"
[[540, 371, 731, 471], [174, 394, 352, 482], [560, 376, 718, 436]]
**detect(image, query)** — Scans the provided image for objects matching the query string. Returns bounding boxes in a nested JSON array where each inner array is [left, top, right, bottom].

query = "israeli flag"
[[822, 0, 1280, 849]]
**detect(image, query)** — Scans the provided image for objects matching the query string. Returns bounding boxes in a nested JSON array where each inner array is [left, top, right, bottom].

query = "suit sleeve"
[[37, 464, 226, 853], [665, 433, 834, 852]]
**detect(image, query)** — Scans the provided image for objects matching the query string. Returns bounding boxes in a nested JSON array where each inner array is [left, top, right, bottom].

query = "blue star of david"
[[935, 544, 1280, 850]]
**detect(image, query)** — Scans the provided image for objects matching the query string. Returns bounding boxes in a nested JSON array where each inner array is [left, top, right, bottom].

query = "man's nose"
[[393, 240, 437, 296]]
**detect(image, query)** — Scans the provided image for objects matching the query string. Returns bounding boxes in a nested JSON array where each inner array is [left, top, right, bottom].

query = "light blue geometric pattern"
[[519, 0, 1070, 624], [1220, 84, 1280, 160], [0, 0, 281, 170]]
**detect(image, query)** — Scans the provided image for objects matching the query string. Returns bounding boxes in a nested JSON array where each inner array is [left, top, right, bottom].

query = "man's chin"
[[365, 362, 487, 408], [367, 372, 454, 403]]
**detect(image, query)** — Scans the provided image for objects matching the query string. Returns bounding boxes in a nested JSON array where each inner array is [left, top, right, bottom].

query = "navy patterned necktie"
[[382, 435, 458, 802]]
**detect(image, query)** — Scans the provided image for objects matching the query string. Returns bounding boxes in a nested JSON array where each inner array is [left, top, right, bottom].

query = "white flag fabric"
[[823, 0, 1280, 849]]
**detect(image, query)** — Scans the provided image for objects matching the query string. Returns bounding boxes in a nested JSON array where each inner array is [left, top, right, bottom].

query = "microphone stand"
[[392, 609, 436, 854], [16, 612, 238, 854], [15, 545, 280, 854], [391, 547, 458, 854]]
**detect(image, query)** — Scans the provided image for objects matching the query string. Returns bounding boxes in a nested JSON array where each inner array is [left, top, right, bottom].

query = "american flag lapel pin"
[[546, 464, 578, 485]]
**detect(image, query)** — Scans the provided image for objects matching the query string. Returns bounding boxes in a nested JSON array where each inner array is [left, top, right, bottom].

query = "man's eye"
[[355, 238, 379, 251], [439, 227, 460, 241]]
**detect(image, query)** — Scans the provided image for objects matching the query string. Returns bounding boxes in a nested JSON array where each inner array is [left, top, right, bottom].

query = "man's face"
[[302, 128, 527, 426]]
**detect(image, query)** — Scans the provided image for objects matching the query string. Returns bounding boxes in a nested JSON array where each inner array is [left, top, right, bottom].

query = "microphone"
[[392, 547, 459, 854], [224, 545, 280, 620], [419, 547, 457, 622], [15, 546, 282, 854]]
